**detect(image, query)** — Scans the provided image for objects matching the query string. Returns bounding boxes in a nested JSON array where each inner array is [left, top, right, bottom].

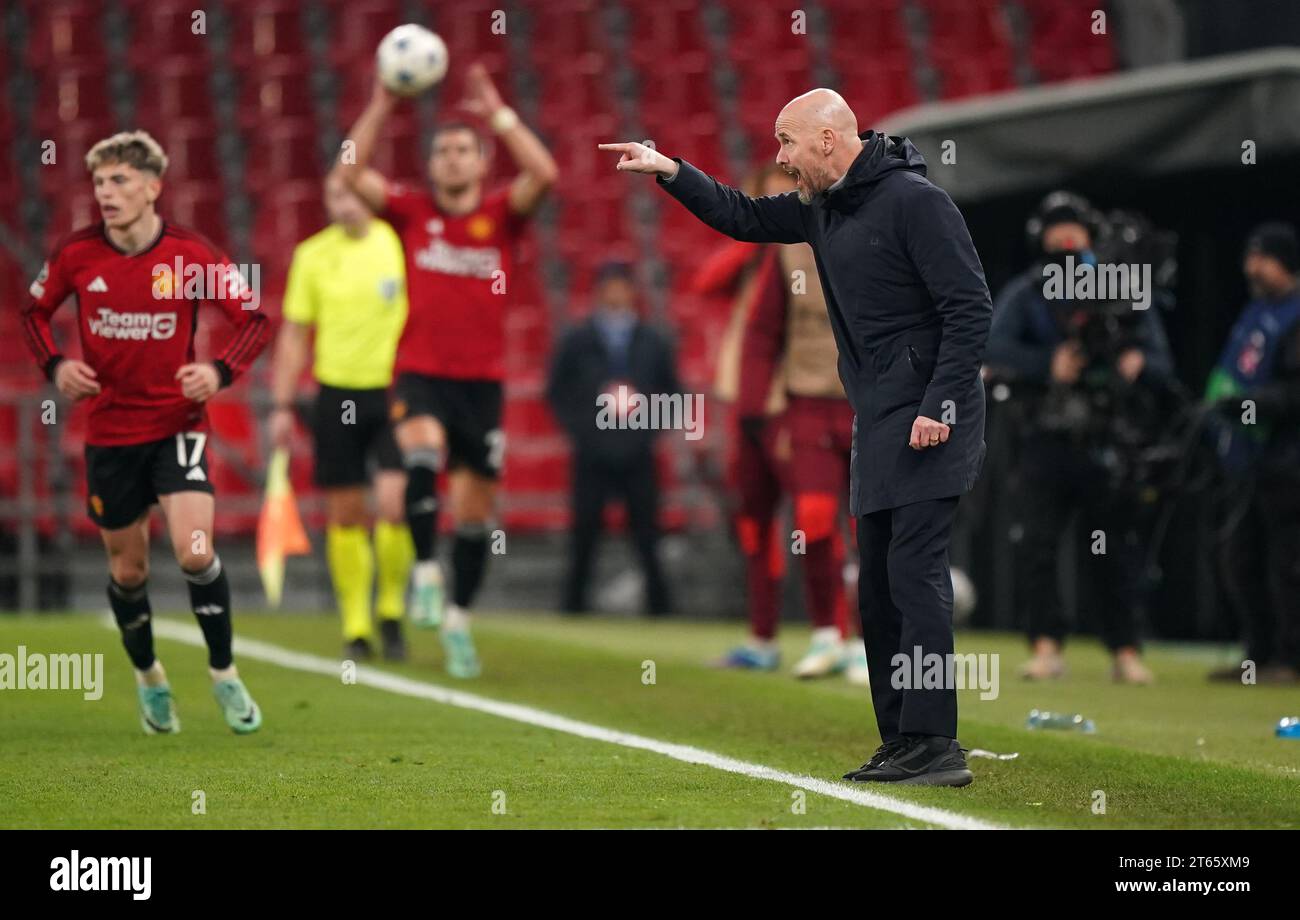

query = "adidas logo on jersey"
[[185, 466, 207, 482], [87, 276, 109, 292]]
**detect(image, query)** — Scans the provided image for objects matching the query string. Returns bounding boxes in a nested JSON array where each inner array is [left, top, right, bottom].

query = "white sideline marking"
[[145, 618, 1004, 830]]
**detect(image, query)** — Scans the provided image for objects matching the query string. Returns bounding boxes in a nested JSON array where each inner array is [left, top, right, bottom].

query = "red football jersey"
[[21, 221, 271, 446], [381, 183, 529, 380]]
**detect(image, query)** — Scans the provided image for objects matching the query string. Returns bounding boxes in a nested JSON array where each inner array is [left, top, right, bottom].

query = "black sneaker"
[[380, 619, 408, 662], [843, 738, 910, 780], [852, 735, 973, 787], [343, 637, 374, 662]]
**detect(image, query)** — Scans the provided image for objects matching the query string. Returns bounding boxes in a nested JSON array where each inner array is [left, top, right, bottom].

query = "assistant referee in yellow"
[[269, 173, 414, 661]]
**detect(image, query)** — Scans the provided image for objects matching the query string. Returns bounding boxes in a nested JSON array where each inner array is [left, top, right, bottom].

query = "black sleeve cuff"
[[44, 355, 65, 382], [656, 158, 684, 186], [213, 360, 234, 388]]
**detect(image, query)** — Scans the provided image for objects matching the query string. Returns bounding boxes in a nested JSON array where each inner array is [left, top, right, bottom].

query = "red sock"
[[739, 514, 781, 640]]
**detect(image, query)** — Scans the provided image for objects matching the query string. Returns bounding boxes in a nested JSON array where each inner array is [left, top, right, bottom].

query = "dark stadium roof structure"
[[881, 48, 1300, 202]]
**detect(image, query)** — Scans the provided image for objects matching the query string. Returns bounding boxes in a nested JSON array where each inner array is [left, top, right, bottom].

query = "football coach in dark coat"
[[601, 89, 991, 787]]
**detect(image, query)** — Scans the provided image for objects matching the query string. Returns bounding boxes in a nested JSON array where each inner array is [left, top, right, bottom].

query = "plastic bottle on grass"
[[1277, 717, 1300, 739], [1026, 709, 1096, 733]]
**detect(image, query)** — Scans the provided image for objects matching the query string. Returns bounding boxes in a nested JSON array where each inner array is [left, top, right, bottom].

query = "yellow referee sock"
[[327, 525, 374, 641], [374, 520, 414, 621]]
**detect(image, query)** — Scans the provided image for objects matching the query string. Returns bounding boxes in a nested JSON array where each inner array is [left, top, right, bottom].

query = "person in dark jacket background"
[[984, 192, 1174, 685], [546, 262, 682, 616], [1205, 222, 1300, 684], [600, 87, 991, 787]]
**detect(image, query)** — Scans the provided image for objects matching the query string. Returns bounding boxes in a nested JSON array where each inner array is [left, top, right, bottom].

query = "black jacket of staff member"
[[624, 117, 992, 782], [546, 264, 682, 615], [659, 131, 990, 514]]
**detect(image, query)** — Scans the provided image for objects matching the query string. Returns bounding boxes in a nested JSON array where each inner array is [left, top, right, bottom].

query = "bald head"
[[779, 88, 858, 137], [773, 88, 864, 203]]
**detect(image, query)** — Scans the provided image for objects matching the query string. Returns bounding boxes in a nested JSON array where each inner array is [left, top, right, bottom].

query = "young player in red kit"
[[21, 131, 271, 734], [337, 64, 556, 677]]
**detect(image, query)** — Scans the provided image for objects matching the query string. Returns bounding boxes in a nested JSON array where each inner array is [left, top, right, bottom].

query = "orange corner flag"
[[256, 448, 312, 608]]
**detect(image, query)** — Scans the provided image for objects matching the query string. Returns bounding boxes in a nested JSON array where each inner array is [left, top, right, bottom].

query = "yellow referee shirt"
[[282, 220, 408, 390]]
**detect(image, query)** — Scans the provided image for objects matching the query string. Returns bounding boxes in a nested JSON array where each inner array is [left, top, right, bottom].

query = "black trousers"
[[857, 496, 960, 741], [562, 450, 671, 615], [1219, 474, 1300, 669], [1018, 439, 1142, 651]]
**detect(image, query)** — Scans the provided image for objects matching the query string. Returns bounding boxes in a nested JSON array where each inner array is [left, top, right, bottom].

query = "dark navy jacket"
[[658, 131, 992, 514], [546, 317, 682, 465]]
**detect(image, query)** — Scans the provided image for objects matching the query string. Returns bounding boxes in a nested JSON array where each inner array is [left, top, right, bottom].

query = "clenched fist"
[[54, 359, 101, 401], [176, 362, 221, 402], [909, 415, 950, 450]]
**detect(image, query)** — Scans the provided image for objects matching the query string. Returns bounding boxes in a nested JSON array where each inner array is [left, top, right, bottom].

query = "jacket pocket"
[[905, 344, 935, 381]]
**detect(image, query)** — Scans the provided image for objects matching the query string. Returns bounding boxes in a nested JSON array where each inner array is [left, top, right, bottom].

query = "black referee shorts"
[[310, 384, 403, 488]]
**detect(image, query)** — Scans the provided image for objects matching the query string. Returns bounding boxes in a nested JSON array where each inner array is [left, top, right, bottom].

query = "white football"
[[376, 24, 449, 97]]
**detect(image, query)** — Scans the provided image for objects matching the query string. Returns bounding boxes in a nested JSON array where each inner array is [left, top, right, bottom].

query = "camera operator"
[[1205, 222, 1300, 684], [986, 192, 1175, 684]]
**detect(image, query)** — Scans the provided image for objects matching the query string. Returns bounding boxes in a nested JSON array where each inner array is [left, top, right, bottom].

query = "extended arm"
[[598, 141, 805, 244]]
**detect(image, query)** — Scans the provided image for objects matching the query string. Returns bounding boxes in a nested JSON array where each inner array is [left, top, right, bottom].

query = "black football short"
[[390, 373, 504, 479], [85, 431, 215, 530], [310, 384, 404, 488]]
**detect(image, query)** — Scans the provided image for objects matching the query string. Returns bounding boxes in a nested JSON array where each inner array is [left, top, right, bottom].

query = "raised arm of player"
[[333, 75, 399, 214], [22, 242, 101, 400], [462, 63, 557, 217]]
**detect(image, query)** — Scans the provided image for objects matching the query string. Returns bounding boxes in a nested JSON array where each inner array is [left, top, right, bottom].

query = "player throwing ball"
[[336, 64, 556, 677], [21, 131, 272, 734]]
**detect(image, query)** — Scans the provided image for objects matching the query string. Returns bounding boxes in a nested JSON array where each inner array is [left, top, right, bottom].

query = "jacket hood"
[[823, 130, 926, 206]]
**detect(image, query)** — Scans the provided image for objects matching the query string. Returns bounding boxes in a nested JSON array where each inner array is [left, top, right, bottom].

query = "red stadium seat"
[[134, 60, 217, 123], [324, 0, 404, 69], [525, 1, 612, 69], [238, 60, 318, 127], [147, 121, 222, 184], [918, 0, 1017, 99], [1022, 0, 1116, 82], [250, 180, 328, 289], [835, 53, 921, 122], [25, 0, 107, 68], [436, 0, 508, 57], [37, 121, 118, 201], [43, 190, 101, 248], [625, 0, 709, 63], [334, 68, 421, 134], [121, 0, 214, 65], [32, 67, 114, 134], [163, 181, 232, 254], [932, 52, 1016, 100], [821, 0, 911, 55], [367, 121, 428, 185], [244, 120, 325, 192], [226, 0, 309, 65]]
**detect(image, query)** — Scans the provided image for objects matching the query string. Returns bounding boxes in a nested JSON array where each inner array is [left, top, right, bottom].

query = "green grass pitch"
[[1, 611, 1298, 829]]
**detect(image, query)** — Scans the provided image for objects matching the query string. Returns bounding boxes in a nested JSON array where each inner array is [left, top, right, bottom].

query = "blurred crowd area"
[[2, 0, 1299, 648]]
